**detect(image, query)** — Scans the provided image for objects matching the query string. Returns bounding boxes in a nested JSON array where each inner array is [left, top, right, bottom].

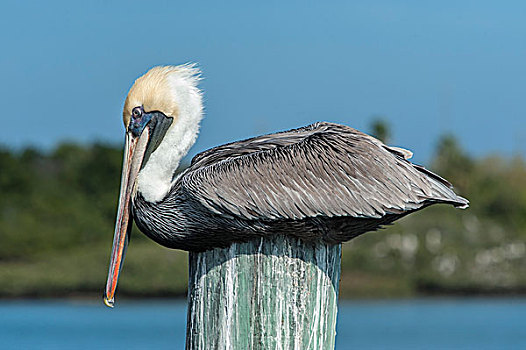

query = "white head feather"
[[123, 64, 203, 202]]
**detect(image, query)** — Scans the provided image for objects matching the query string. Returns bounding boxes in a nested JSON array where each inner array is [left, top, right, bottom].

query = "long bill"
[[104, 130, 148, 308]]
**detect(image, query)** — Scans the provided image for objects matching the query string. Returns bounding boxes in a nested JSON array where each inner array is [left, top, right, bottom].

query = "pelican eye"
[[132, 107, 143, 119]]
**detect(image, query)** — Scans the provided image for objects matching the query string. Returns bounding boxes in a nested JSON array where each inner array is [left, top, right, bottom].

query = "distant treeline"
[[0, 126, 525, 298]]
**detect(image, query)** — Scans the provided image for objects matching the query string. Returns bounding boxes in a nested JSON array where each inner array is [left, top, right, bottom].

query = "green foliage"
[[369, 117, 391, 143], [0, 143, 123, 260], [341, 134, 526, 296], [0, 135, 525, 298]]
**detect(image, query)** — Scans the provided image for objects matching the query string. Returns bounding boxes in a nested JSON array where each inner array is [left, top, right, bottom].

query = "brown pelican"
[[104, 64, 468, 307]]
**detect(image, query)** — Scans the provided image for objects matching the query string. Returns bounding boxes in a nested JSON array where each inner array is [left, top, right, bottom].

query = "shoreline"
[[1, 290, 526, 302]]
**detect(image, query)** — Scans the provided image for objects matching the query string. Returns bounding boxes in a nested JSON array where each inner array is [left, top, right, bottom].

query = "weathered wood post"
[[186, 235, 341, 349]]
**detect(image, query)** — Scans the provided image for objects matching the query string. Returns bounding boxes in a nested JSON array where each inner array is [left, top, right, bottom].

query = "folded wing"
[[181, 122, 468, 222]]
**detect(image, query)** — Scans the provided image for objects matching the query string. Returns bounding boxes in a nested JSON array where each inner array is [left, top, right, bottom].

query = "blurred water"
[[336, 299, 526, 349], [0, 298, 524, 349]]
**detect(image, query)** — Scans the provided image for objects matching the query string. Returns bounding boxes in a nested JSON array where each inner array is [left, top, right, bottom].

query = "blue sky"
[[1, 1, 525, 163]]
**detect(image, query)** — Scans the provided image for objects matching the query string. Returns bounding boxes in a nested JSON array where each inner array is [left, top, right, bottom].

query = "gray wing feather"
[[181, 122, 468, 222]]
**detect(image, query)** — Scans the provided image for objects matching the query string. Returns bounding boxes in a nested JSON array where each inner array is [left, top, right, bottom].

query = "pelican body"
[[104, 65, 468, 307]]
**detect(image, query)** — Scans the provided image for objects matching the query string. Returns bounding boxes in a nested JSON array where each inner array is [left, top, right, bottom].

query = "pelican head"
[[104, 65, 202, 307]]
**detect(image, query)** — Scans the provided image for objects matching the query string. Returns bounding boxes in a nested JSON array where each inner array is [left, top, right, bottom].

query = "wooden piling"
[[186, 235, 341, 349]]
